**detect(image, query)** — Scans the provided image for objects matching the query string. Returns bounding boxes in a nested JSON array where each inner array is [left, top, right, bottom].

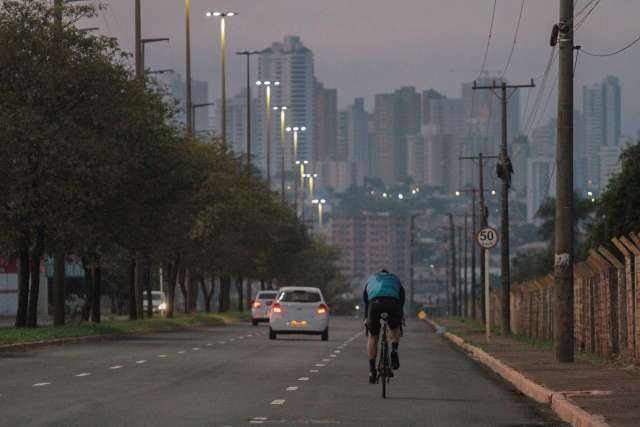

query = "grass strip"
[[0, 311, 251, 346]]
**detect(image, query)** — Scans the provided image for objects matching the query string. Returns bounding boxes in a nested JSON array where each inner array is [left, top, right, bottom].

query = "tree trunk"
[[236, 277, 244, 311], [178, 268, 188, 313], [246, 280, 252, 310], [134, 255, 144, 319], [128, 257, 137, 320], [26, 226, 44, 328], [200, 276, 214, 313], [260, 279, 266, 291], [91, 266, 101, 323], [53, 251, 65, 326], [15, 242, 30, 327], [81, 259, 93, 322], [145, 262, 152, 318], [218, 276, 231, 312], [165, 256, 180, 319], [187, 270, 198, 313]]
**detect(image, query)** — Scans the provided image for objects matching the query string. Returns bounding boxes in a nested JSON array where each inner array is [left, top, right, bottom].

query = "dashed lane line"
[[297, 377, 309, 381], [315, 364, 325, 367], [32, 382, 51, 387], [75, 373, 91, 377], [110, 365, 123, 370], [270, 399, 286, 405], [177, 351, 186, 354], [192, 347, 201, 351], [157, 354, 168, 358], [310, 369, 319, 373], [136, 360, 147, 364], [286, 386, 298, 391]]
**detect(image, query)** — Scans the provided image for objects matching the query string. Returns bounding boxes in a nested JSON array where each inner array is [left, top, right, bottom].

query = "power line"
[[501, 0, 525, 77], [477, 0, 498, 80], [575, 0, 602, 31], [580, 34, 640, 57]]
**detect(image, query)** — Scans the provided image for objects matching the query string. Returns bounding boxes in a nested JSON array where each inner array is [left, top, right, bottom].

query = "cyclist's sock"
[[369, 358, 376, 371], [392, 342, 399, 352]]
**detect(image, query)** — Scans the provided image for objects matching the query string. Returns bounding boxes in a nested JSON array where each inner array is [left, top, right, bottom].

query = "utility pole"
[[554, 0, 575, 362], [457, 226, 463, 316], [471, 190, 477, 319], [459, 153, 498, 324], [135, 0, 142, 79], [464, 213, 469, 317], [473, 79, 534, 336], [448, 214, 457, 316], [185, 0, 192, 136], [409, 213, 421, 309]]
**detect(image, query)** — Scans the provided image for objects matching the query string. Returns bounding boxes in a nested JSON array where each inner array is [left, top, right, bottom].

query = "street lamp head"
[[282, 106, 287, 110], [264, 80, 271, 85], [286, 127, 292, 132], [255, 80, 262, 86], [206, 11, 237, 17], [300, 126, 307, 132], [274, 81, 280, 86], [320, 199, 326, 204], [312, 199, 319, 204], [455, 191, 461, 197], [303, 160, 309, 164], [398, 194, 404, 200], [587, 191, 593, 197], [295, 160, 302, 165], [312, 173, 318, 178], [293, 126, 299, 131], [491, 190, 497, 196]]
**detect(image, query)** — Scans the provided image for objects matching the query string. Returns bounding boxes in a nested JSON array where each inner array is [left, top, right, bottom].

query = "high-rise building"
[[406, 133, 425, 183], [158, 72, 209, 132], [511, 135, 530, 195], [221, 89, 259, 158], [336, 110, 349, 161], [526, 157, 555, 222], [347, 98, 371, 181], [422, 89, 445, 125], [372, 87, 421, 184], [583, 75, 621, 190], [599, 145, 623, 190], [257, 36, 316, 181], [330, 213, 411, 285], [314, 81, 338, 161]]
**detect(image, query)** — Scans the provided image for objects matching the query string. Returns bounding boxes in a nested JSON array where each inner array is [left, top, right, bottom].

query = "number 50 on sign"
[[476, 227, 499, 250]]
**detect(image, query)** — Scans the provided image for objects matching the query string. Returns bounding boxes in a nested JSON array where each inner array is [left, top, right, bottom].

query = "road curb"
[[425, 318, 610, 427], [0, 319, 247, 352]]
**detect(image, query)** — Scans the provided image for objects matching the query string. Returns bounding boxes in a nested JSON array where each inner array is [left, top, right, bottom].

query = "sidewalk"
[[430, 317, 640, 427]]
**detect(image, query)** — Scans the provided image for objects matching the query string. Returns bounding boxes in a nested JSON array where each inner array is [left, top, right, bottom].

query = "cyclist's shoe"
[[369, 369, 377, 384], [391, 351, 400, 370]]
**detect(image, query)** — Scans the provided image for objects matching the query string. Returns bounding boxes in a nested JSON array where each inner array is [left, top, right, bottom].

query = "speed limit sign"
[[476, 227, 499, 249]]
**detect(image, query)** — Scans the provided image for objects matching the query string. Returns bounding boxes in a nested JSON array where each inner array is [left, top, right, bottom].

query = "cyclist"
[[363, 269, 405, 384]]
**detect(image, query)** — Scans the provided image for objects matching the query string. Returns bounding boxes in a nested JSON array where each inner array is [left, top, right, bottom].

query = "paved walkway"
[[435, 317, 640, 427]]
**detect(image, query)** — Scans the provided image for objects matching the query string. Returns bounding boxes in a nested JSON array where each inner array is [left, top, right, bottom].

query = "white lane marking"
[[322, 359, 330, 362], [238, 336, 245, 339], [33, 382, 51, 387], [253, 417, 267, 421], [136, 360, 147, 364], [110, 365, 123, 370], [230, 338, 235, 342], [75, 373, 91, 377], [329, 354, 337, 358], [315, 364, 325, 367], [334, 350, 341, 353], [270, 399, 286, 405], [177, 351, 186, 354], [157, 354, 168, 358], [206, 343, 212, 347], [297, 377, 309, 381], [218, 341, 226, 344], [286, 386, 298, 391], [310, 369, 319, 373], [249, 422, 264, 425], [192, 347, 200, 351]]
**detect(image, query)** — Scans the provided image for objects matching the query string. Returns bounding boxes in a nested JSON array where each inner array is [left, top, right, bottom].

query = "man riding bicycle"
[[363, 269, 405, 384]]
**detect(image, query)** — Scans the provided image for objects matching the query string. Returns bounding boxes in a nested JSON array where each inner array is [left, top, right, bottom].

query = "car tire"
[[321, 328, 329, 341], [269, 328, 277, 340], [252, 319, 258, 326]]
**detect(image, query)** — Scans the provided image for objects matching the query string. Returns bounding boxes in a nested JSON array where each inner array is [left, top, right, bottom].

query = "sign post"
[[476, 227, 499, 341]]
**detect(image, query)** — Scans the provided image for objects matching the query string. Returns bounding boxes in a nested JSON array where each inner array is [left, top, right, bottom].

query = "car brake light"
[[252, 301, 261, 309], [317, 304, 328, 315], [272, 303, 282, 313]]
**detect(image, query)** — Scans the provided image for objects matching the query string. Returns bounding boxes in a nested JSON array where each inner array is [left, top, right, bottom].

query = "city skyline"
[[77, 0, 640, 134]]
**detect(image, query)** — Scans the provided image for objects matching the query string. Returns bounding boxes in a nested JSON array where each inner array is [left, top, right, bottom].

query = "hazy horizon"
[[78, 0, 640, 135]]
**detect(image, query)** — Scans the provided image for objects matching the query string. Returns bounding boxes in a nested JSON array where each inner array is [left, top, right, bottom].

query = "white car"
[[251, 290, 279, 325], [268, 287, 329, 341], [143, 291, 167, 314]]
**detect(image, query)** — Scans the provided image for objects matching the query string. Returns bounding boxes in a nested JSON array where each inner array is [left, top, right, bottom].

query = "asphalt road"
[[0, 317, 564, 426]]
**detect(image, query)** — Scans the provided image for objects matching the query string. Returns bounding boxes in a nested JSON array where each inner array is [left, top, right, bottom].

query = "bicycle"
[[377, 312, 392, 398]]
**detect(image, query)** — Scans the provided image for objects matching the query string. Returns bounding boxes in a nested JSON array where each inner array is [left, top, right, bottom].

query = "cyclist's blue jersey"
[[365, 272, 402, 300]]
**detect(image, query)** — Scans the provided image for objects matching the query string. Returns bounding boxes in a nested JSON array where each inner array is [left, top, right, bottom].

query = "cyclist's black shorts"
[[367, 297, 403, 336]]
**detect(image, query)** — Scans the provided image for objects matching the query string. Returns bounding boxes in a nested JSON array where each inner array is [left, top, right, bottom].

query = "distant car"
[[143, 291, 167, 314], [251, 290, 279, 325], [268, 287, 329, 341]]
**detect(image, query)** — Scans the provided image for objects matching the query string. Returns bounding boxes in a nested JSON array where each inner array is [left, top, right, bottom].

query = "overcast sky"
[[80, 0, 640, 135]]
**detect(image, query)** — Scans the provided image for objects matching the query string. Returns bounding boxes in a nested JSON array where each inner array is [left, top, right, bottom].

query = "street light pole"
[[185, 0, 192, 136], [236, 51, 261, 174], [206, 11, 237, 146], [256, 80, 280, 188], [274, 106, 288, 202], [287, 126, 306, 211], [135, 0, 142, 79]]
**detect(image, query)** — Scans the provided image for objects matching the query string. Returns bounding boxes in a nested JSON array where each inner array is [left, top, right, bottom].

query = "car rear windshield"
[[258, 292, 278, 300], [278, 290, 321, 303]]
